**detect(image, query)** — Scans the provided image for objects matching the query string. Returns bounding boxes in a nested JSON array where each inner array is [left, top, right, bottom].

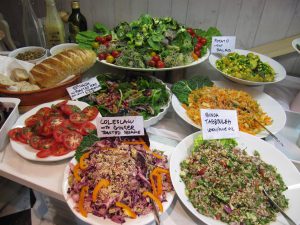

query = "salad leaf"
[[75, 130, 100, 161], [171, 29, 193, 53], [171, 76, 214, 105], [94, 23, 109, 36], [194, 27, 222, 48]]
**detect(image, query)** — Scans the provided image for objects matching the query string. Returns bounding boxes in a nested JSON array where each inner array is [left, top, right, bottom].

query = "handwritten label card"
[[67, 77, 101, 100], [211, 36, 236, 54], [200, 109, 239, 140], [97, 116, 144, 137]]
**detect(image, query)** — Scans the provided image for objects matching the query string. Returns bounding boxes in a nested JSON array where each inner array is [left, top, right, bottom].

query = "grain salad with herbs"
[[180, 135, 288, 225]]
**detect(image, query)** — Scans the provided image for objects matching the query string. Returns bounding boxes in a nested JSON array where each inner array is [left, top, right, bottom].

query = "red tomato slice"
[[47, 116, 65, 129], [32, 120, 44, 134], [29, 135, 42, 150], [63, 131, 83, 150], [36, 149, 52, 158], [79, 122, 96, 135], [8, 128, 23, 141], [61, 104, 81, 116], [82, 106, 98, 120], [52, 143, 71, 156], [62, 120, 80, 132], [38, 138, 56, 151], [25, 114, 43, 127], [41, 124, 53, 137], [36, 107, 52, 118], [69, 113, 88, 125], [21, 127, 34, 141], [17, 133, 27, 144], [55, 100, 68, 109], [53, 126, 69, 142]]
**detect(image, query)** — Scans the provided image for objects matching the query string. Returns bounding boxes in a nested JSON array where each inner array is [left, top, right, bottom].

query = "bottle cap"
[[71, 1, 80, 9]]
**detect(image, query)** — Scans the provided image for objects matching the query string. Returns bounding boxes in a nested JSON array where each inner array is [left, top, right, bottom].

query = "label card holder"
[[200, 109, 239, 140], [67, 77, 101, 100], [97, 116, 144, 138]]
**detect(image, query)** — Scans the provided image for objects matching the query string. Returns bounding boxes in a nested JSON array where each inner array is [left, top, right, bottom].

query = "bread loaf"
[[30, 48, 96, 88]]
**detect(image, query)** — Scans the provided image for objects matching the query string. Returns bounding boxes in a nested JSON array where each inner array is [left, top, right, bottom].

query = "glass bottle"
[[21, 0, 46, 47], [68, 1, 87, 43], [44, 0, 65, 48]]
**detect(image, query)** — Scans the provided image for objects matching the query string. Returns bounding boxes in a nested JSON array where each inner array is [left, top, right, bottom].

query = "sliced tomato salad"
[[8, 100, 99, 158]]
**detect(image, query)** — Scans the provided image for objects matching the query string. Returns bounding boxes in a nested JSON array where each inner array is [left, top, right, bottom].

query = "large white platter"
[[98, 49, 210, 72], [170, 131, 300, 225], [10, 100, 99, 162], [171, 81, 286, 139], [209, 49, 286, 86], [292, 38, 300, 54], [62, 140, 175, 225]]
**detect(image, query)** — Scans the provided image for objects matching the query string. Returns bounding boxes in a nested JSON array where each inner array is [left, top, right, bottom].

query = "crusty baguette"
[[30, 48, 96, 88]]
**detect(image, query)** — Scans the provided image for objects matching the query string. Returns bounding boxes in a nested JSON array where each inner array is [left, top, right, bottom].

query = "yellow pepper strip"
[[152, 167, 170, 175], [123, 139, 163, 159], [156, 172, 163, 197], [79, 186, 88, 217], [115, 201, 137, 219], [151, 152, 164, 159], [79, 152, 90, 170], [142, 143, 150, 151], [143, 191, 163, 212], [92, 179, 110, 202], [122, 141, 145, 145], [150, 171, 157, 196], [73, 163, 81, 182]]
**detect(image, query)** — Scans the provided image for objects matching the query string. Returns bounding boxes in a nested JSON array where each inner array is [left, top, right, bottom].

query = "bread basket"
[[0, 75, 81, 106]]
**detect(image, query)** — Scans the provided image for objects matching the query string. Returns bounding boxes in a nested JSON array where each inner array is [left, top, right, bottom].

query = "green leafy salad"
[[76, 14, 221, 69], [180, 135, 288, 225], [80, 73, 170, 120]]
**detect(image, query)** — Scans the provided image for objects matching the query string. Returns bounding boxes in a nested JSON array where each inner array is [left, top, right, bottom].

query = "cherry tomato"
[[63, 131, 83, 150], [21, 127, 34, 141], [36, 149, 52, 158], [92, 42, 100, 49], [29, 136, 42, 150], [148, 60, 156, 67], [36, 107, 52, 118], [25, 114, 43, 127], [200, 38, 207, 45], [61, 105, 81, 116], [38, 138, 55, 151], [52, 143, 71, 156], [195, 43, 203, 49], [69, 113, 88, 125], [106, 55, 115, 63], [156, 60, 165, 68], [105, 34, 112, 41], [104, 42, 110, 48], [111, 50, 120, 58], [8, 128, 23, 141], [197, 36, 203, 42], [82, 106, 98, 120], [186, 28, 194, 35], [152, 55, 160, 62], [194, 46, 200, 51], [79, 122, 96, 135], [194, 50, 201, 57], [53, 126, 69, 143], [98, 53, 107, 60], [96, 36, 106, 44], [47, 116, 65, 129]]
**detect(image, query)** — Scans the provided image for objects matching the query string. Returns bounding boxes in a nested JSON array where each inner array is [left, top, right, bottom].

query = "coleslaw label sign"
[[96, 116, 144, 137], [67, 77, 101, 100], [211, 36, 236, 54], [200, 109, 239, 140]]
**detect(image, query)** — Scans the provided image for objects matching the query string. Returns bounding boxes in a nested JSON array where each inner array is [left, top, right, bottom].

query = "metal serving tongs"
[[231, 100, 284, 147], [263, 188, 297, 225]]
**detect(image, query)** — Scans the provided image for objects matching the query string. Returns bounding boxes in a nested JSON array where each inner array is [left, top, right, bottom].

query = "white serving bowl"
[[8, 46, 47, 64], [50, 43, 79, 55]]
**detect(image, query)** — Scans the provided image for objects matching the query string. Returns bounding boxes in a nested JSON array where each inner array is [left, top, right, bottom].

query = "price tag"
[[200, 109, 239, 140], [67, 77, 101, 100], [96, 116, 144, 137], [211, 36, 236, 54]]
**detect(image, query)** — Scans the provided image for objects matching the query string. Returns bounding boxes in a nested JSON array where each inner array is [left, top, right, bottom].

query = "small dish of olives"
[[8, 46, 47, 64]]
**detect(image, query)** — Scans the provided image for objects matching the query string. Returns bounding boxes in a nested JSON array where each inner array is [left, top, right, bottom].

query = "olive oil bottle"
[[68, 1, 87, 43]]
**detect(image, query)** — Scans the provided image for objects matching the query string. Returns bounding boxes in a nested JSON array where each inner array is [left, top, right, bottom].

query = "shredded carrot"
[[115, 202, 137, 219], [92, 179, 110, 202], [73, 164, 81, 182], [143, 191, 163, 212], [79, 152, 90, 170], [79, 186, 88, 217]]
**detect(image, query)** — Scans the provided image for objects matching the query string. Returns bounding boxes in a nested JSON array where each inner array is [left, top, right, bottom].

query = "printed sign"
[[211, 36, 236, 54], [97, 116, 144, 137], [67, 77, 101, 100], [200, 109, 239, 140]]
